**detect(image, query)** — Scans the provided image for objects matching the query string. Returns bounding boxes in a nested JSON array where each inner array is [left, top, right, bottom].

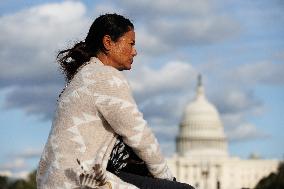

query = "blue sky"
[[0, 0, 283, 178]]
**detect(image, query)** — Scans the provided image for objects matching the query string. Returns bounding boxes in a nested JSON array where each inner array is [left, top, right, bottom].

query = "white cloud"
[[0, 148, 42, 179], [12, 171, 30, 179], [0, 158, 27, 170], [0, 170, 30, 179], [146, 116, 179, 156], [222, 113, 245, 128], [0, 1, 90, 119], [129, 61, 197, 99], [117, 0, 213, 17], [14, 148, 42, 159], [199, 59, 284, 88], [114, 0, 240, 51], [0, 1, 88, 49], [4, 84, 61, 120], [0, 170, 12, 177], [0, 1, 90, 86], [136, 28, 171, 55], [227, 61, 284, 85], [93, 3, 125, 16], [221, 111, 269, 142], [211, 88, 263, 115], [148, 15, 240, 46], [273, 50, 284, 61], [226, 123, 269, 141]]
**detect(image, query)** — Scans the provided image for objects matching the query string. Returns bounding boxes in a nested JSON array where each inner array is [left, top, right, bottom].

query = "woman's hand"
[[77, 159, 112, 188]]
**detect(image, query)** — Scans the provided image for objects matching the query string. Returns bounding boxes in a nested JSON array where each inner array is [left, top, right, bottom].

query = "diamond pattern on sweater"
[[55, 182, 73, 189], [146, 143, 159, 156], [64, 182, 73, 188], [96, 145, 108, 162], [77, 86, 92, 96], [93, 93, 133, 109], [146, 137, 160, 155], [132, 122, 145, 132], [72, 112, 100, 126], [70, 90, 80, 99], [128, 132, 143, 148], [108, 76, 129, 88], [81, 71, 97, 86], [67, 126, 86, 153], [50, 135, 63, 169]]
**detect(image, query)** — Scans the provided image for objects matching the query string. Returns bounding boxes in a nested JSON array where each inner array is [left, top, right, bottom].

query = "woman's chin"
[[124, 63, 132, 70]]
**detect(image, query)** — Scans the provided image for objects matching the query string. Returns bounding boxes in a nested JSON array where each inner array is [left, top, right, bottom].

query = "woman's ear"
[[102, 35, 113, 51]]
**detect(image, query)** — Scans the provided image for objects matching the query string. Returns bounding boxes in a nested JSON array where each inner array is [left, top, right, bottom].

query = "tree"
[[8, 179, 28, 189], [2, 170, 37, 189], [0, 176, 9, 189], [25, 170, 36, 189], [255, 162, 284, 189]]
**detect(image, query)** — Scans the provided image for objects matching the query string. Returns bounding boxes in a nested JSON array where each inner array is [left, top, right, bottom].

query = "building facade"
[[167, 75, 279, 189]]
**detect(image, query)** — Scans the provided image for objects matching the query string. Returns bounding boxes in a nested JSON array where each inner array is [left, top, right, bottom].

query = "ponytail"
[[57, 41, 94, 82]]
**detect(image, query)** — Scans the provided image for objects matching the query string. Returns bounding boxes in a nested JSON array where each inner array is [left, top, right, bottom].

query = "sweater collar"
[[90, 57, 105, 66]]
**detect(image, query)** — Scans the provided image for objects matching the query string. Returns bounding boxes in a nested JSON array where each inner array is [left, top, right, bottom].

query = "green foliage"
[[255, 162, 284, 189], [8, 179, 29, 189], [25, 170, 37, 189], [0, 170, 36, 189], [0, 176, 9, 189]]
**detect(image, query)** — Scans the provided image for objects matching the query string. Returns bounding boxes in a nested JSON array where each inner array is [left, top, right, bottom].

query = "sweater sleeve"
[[91, 68, 173, 180]]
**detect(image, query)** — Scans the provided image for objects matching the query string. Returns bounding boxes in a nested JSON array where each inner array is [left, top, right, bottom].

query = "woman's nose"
[[132, 48, 137, 56]]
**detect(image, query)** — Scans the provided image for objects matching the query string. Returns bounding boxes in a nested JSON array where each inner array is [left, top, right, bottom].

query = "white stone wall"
[[167, 156, 279, 189]]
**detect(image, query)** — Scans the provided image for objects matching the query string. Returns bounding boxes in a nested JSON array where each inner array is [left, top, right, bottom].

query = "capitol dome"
[[176, 75, 228, 157]]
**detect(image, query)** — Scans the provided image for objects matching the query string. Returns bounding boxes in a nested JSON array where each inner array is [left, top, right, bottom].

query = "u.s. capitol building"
[[166, 75, 279, 189]]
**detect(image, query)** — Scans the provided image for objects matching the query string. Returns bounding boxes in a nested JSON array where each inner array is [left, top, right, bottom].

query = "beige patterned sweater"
[[36, 57, 173, 189]]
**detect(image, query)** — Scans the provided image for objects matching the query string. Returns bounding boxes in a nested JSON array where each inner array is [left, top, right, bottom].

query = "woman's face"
[[108, 30, 137, 70]]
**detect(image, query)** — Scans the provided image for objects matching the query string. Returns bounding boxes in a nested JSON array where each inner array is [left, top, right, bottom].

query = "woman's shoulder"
[[84, 60, 126, 80]]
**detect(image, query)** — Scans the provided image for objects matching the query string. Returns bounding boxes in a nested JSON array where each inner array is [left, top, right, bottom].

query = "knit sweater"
[[36, 57, 173, 189]]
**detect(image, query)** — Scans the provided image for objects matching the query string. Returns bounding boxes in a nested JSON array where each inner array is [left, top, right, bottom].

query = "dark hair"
[[57, 13, 134, 81]]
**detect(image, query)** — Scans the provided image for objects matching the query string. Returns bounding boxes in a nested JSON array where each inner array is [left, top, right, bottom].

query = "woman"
[[37, 13, 194, 189]]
